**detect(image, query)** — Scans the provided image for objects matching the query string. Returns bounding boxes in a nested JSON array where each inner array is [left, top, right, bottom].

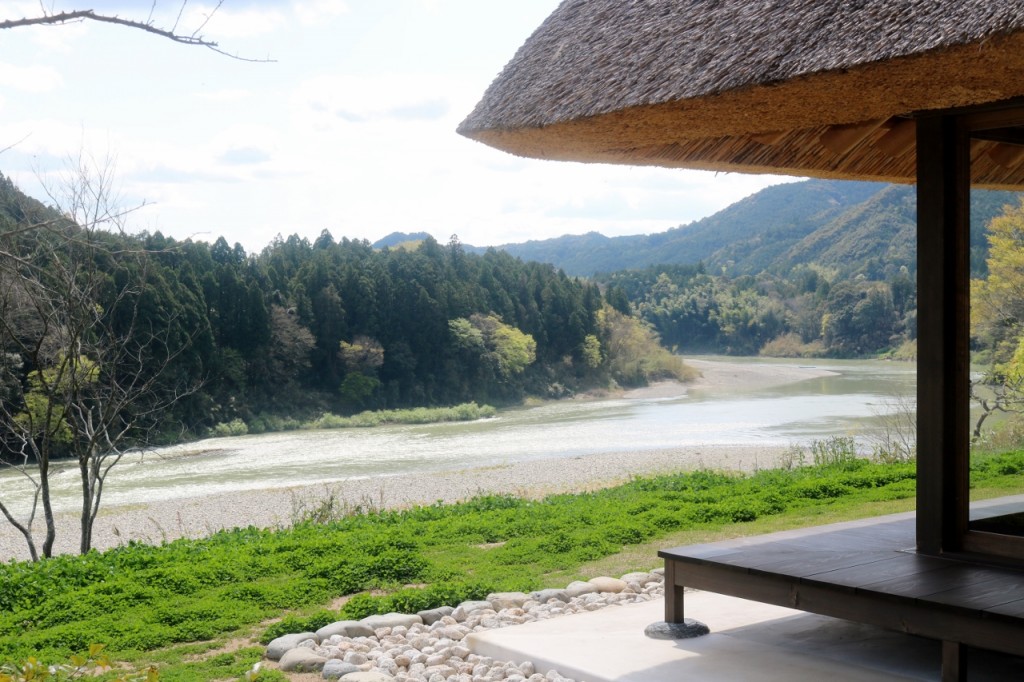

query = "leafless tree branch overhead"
[[0, 7, 273, 62]]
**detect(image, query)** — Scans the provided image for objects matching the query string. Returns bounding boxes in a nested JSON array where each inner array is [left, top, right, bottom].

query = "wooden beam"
[[750, 130, 787, 146], [987, 142, 1024, 170], [820, 119, 886, 156], [876, 118, 916, 157], [915, 113, 971, 555]]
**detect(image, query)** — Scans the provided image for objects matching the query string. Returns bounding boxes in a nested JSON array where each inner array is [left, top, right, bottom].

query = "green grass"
[[2, 449, 1024, 679], [229, 402, 497, 437]]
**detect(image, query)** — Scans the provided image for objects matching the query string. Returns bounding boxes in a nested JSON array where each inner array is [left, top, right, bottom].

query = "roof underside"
[[459, 0, 1024, 187]]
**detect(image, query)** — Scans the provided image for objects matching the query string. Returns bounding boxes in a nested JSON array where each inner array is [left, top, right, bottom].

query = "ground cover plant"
[[210, 402, 497, 437], [2, 450, 1024, 679]]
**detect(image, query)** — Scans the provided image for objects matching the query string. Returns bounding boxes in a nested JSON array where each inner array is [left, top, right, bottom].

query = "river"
[[0, 357, 915, 517]]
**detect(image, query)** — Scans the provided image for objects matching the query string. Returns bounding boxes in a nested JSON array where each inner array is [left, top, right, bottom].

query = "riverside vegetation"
[[4, 446, 1024, 680], [209, 403, 497, 438]]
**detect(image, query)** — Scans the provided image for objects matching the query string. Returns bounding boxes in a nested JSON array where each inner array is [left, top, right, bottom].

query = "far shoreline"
[[0, 357, 839, 562]]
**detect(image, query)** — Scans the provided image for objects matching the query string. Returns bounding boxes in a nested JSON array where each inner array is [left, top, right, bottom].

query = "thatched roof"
[[458, 0, 1024, 186]]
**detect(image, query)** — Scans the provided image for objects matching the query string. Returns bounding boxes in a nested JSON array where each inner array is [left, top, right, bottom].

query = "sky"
[[0, 1, 800, 253]]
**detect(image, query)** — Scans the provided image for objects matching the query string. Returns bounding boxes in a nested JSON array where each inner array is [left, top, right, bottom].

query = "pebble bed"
[[265, 569, 666, 681]]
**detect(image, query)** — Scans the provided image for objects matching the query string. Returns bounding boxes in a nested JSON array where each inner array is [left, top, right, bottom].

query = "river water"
[[0, 357, 915, 515]]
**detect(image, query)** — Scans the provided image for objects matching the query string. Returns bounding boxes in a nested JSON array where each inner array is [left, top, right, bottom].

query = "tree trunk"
[[40, 457, 56, 559], [79, 457, 94, 555]]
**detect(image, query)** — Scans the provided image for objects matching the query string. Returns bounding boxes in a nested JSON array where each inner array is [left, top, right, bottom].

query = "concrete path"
[[468, 591, 1024, 681]]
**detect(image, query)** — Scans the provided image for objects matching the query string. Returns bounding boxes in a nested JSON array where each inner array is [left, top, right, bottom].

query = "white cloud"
[[0, 62, 63, 92], [179, 3, 286, 39], [292, 73, 459, 130], [293, 0, 349, 26], [0, 1, 805, 255], [197, 89, 253, 103]]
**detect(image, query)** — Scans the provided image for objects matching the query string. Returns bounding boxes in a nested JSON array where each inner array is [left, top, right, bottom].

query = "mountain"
[[373, 231, 432, 249], [472, 179, 1020, 278]]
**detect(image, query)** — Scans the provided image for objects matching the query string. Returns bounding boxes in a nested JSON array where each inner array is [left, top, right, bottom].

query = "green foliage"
[[0, 644, 157, 681], [579, 185, 1022, 359], [581, 334, 602, 368], [972, 198, 1024, 366], [303, 403, 495, 431], [968, 200, 1024, 443], [338, 373, 381, 410], [597, 306, 692, 386], [259, 612, 336, 644], [209, 419, 248, 438], [502, 181, 1017, 282], [449, 314, 537, 381], [0, 183, 610, 446], [0, 457, 946, 670], [14, 357, 99, 445], [808, 436, 861, 468], [759, 332, 825, 358], [339, 581, 493, 621]]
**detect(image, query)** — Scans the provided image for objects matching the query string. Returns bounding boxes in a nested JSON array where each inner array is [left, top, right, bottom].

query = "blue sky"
[[0, 1, 797, 252]]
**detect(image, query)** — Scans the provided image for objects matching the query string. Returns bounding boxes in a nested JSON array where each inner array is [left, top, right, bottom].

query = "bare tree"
[[867, 392, 917, 462], [0, 3, 271, 62], [971, 373, 1024, 444], [0, 154, 199, 560]]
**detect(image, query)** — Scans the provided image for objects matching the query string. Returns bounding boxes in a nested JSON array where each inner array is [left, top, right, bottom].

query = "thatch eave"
[[459, 1, 1024, 185]]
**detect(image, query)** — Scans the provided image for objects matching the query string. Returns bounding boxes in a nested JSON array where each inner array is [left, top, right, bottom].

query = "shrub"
[[260, 612, 336, 644], [759, 333, 825, 358], [210, 419, 248, 438], [302, 403, 495, 431], [810, 436, 861, 468], [793, 479, 853, 500]]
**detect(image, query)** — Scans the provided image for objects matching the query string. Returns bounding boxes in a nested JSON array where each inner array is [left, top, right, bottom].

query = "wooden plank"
[[856, 563, 1002, 600], [985, 597, 1024, 618], [660, 545, 745, 561], [661, 520, 915, 566], [673, 559, 1024, 655], [808, 553, 949, 588], [662, 498, 1024, 671], [926, 574, 1024, 610], [748, 549, 893, 577]]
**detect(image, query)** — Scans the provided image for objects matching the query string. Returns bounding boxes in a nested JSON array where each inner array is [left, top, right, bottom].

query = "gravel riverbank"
[[0, 443, 790, 562], [0, 359, 829, 562]]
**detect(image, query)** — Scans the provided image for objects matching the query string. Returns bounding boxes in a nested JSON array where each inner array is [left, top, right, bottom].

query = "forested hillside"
[[0, 173, 686, 452], [446, 179, 1021, 359], [467, 179, 1019, 279]]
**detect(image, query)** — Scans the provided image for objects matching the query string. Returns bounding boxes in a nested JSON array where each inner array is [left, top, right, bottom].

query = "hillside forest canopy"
[[595, 184, 1022, 361], [0, 171, 684, 460], [3, 170, 1024, 460]]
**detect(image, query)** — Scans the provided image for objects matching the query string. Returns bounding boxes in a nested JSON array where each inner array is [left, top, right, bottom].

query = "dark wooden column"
[[915, 113, 971, 555]]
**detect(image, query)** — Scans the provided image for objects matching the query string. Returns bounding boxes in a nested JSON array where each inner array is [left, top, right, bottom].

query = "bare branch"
[[0, 8, 274, 62], [0, 154, 205, 558]]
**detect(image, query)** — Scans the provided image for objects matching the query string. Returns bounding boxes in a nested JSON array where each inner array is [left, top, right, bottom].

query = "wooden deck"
[[659, 497, 1024, 681]]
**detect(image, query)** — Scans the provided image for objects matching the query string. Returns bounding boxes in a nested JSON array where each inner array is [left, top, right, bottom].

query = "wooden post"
[[942, 641, 967, 682], [915, 113, 971, 555], [645, 559, 709, 639], [664, 560, 685, 623]]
